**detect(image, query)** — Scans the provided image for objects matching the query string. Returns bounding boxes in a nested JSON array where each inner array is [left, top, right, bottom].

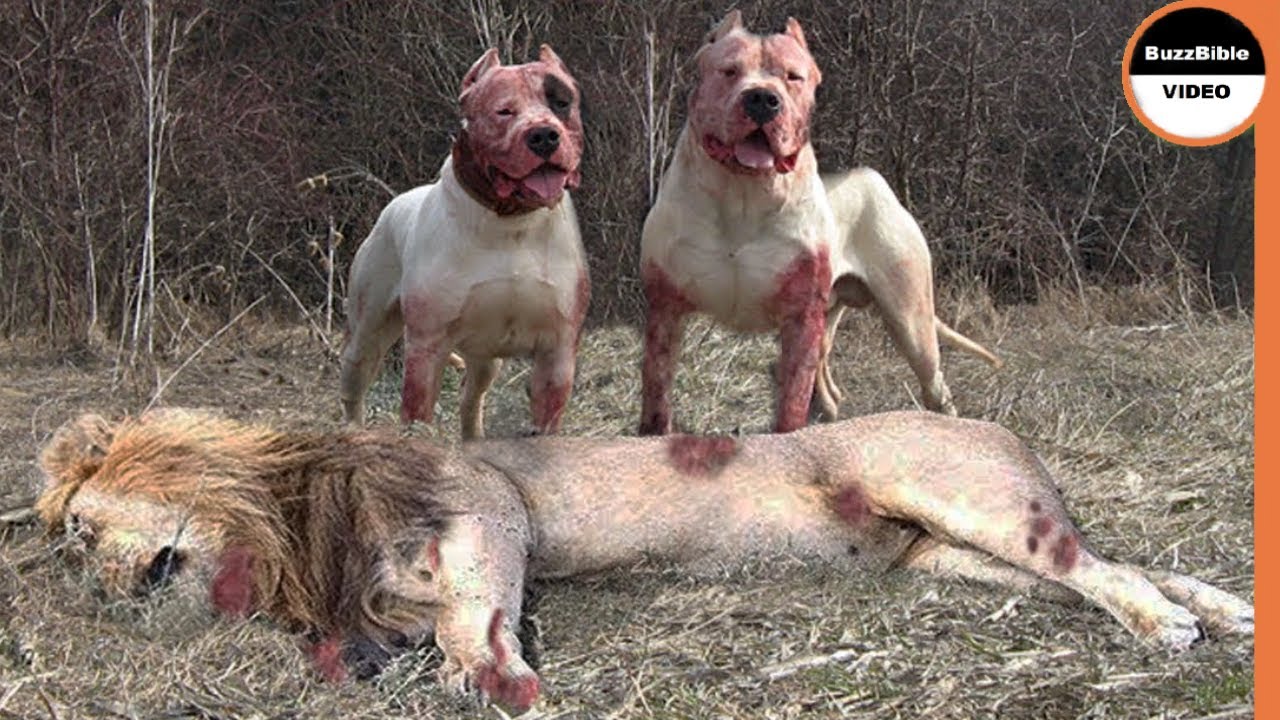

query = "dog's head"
[[688, 11, 822, 176], [453, 45, 584, 213]]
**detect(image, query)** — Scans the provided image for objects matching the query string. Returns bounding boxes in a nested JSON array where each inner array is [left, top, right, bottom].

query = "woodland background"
[[0, 4, 1256, 717], [0, 0, 1255, 351]]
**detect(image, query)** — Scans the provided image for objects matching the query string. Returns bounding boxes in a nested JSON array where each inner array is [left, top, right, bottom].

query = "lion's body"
[[37, 409, 1254, 714]]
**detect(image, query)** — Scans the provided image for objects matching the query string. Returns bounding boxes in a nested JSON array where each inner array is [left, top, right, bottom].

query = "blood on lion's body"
[[35, 408, 1253, 714]]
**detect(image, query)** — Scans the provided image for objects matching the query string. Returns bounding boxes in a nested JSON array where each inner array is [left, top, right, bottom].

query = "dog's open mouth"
[[704, 131, 799, 174], [492, 164, 573, 202], [733, 130, 776, 170]]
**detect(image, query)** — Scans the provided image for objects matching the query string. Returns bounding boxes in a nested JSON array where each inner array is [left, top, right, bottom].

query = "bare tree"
[[0, 0, 1255, 348]]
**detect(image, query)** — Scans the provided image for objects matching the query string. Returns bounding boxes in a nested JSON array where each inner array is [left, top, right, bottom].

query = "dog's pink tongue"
[[734, 136, 775, 170], [520, 167, 568, 201]]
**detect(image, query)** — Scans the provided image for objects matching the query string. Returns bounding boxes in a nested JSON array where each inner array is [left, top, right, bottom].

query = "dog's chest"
[[644, 166, 835, 332], [670, 225, 823, 332], [448, 240, 580, 356]]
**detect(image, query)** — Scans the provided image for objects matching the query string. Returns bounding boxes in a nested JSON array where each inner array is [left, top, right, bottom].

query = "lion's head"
[[36, 409, 453, 676]]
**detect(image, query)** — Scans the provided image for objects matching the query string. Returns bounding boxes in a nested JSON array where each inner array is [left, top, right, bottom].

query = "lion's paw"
[[1180, 588, 1254, 637], [1144, 605, 1205, 651], [1149, 571, 1255, 639], [440, 655, 540, 715]]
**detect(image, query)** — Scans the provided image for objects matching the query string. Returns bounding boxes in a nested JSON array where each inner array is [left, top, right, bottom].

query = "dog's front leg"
[[529, 344, 575, 435], [639, 263, 693, 435], [433, 515, 538, 714], [770, 249, 832, 433], [401, 315, 451, 425]]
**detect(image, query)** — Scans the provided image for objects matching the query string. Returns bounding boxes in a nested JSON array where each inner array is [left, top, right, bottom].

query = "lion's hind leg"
[[849, 423, 1235, 648], [1144, 569, 1254, 637], [901, 538, 1079, 603], [900, 539, 1253, 649]]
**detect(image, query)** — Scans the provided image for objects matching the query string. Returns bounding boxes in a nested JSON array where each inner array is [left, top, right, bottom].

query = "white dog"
[[341, 46, 589, 439], [639, 11, 999, 435]]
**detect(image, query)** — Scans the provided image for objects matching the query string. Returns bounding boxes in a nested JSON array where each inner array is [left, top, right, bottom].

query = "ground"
[[0, 294, 1254, 719]]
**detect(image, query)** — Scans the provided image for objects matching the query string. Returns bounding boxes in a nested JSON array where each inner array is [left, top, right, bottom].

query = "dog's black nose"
[[140, 546, 186, 594], [743, 88, 781, 125], [526, 126, 560, 159]]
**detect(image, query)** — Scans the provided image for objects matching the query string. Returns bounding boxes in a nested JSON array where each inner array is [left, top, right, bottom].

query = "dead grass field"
[[0, 294, 1254, 719]]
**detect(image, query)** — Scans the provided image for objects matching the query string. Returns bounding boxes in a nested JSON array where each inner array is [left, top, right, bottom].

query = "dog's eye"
[[786, 71, 805, 83], [720, 67, 738, 79], [551, 97, 571, 111], [497, 108, 515, 117]]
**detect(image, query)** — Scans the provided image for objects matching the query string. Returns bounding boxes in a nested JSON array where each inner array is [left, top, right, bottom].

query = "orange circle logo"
[[1122, 2, 1265, 145]]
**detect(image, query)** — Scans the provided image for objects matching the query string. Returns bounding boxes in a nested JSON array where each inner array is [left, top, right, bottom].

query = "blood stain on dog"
[[668, 435, 738, 476], [1029, 500, 1042, 514], [530, 379, 571, 430], [832, 485, 870, 527], [640, 263, 695, 433], [768, 249, 833, 321], [1026, 536, 1039, 554], [642, 264, 695, 349], [767, 248, 832, 432], [400, 339, 444, 422]]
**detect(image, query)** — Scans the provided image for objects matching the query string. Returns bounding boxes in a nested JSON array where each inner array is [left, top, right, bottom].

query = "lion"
[[36, 408, 1253, 714]]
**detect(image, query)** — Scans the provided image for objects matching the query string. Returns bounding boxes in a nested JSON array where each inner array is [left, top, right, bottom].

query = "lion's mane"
[[37, 409, 453, 645]]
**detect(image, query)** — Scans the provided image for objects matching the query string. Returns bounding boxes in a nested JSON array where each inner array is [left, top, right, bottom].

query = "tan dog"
[[341, 46, 588, 439], [640, 11, 998, 435], [37, 409, 1252, 715]]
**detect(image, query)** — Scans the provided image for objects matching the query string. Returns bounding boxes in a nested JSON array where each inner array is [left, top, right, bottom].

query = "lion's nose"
[[140, 546, 186, 594], [743, 88, 781, 125]]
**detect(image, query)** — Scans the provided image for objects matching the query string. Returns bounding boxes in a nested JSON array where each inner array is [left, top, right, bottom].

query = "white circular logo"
[[1124, 5, 1264, 145]]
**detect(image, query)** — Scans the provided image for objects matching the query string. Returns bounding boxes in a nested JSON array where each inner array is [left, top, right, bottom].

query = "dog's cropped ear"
[[706, 8, 744, 45], [538, 44, 571, 80], [461, 48, 502, 95], [784, 17, 809, 52], [39, 413, 113, 491]]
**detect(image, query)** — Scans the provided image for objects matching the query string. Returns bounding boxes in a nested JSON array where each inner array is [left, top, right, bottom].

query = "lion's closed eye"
[[67, 513, 95, 545]]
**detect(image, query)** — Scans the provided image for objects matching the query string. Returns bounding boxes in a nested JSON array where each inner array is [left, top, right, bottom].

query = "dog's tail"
[[935, 319, 1002, 368]]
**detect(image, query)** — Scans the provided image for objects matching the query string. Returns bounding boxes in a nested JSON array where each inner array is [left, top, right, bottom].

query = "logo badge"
[[1123, 3, 1265, 145]]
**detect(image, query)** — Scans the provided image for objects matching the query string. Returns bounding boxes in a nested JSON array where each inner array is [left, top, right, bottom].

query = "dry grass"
[[0, 296, 1253, 719]]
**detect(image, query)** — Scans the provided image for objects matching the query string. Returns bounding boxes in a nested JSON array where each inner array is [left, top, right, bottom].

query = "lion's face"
[[57, 485, 222, 600], [37, 412, 239, 605]]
